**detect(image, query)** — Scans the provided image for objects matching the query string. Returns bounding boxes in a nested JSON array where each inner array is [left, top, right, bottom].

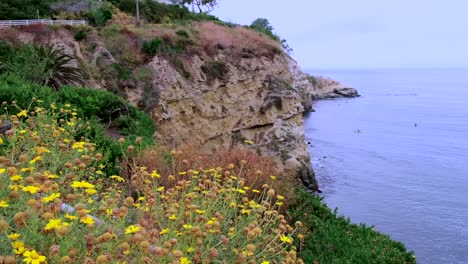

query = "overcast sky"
[[213, 0, 468, 70]]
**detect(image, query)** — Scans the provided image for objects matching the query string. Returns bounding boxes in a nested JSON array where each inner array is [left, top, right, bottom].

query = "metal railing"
[[0, 19, 87, 27]]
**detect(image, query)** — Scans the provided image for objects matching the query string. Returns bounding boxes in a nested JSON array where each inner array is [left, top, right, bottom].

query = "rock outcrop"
[[307, 75, 359, 100]]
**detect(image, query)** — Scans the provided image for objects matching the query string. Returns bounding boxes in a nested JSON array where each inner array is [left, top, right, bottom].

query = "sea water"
[[304, 69, 468, 264]]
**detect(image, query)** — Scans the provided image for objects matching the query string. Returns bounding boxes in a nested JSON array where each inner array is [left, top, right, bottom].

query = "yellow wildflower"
[[159, 228, 169, 235], [12, 241, 25, 255], [21, 167, 35, 172], [110, 175, 126, 182], [0, 137, 3, 145], [237, 189, 246, 194], [29, 156, 42, 164], [150, 170, 160, 178], [65, 214, 77, 221], [71, 181, 95, 189], [96, 170, 104, 175], [252, 189, 261, 194], [261, 262, 270, 264], [195, 209, 205, 215], [169, 214, 177, 221], [45, 219, 68, 230], [0, 168, 5, 174], [180, 258, 191, 264], [280, 235, 293, 244], [17, 110, 28, 118], [276, 195, 285, 200], [36, 147, 51, 155], [71, 141, 86, 149], [183, 224, 193, 229], [0, 200, 9, 208], [85, 188, 97, 195], [23, 250, 46, 264], [157, 186, 164, 192], [8, 233, 20, 240], [125, 225, 141, 234], [42, 193, 61, 203], [10, 175, 22, 182], [22, 185, 40, 194], [80, 216, 95, 226]]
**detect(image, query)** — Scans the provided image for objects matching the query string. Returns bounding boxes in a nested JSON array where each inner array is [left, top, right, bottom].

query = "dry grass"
[[123, 144, 296, 208], [195, 22, 282, 58]]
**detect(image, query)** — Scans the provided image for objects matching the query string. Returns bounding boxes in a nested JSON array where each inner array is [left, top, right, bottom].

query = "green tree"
[[177, 0, 218, 13]]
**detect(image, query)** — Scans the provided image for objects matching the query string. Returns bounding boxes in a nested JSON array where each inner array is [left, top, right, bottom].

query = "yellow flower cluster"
[[0, 101, 303, 263]]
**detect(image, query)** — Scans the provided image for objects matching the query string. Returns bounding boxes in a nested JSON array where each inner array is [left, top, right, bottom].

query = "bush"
[[0, 74, 155, 174], [142, 37, 187, 56], [288, 189, 416, 263], [250, 18, 280, 42], [0, 0, 54, 20], [74, 30, 87, 41]]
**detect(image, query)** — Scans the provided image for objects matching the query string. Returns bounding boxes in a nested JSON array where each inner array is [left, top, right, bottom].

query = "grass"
[[288, 189, 417, 264]]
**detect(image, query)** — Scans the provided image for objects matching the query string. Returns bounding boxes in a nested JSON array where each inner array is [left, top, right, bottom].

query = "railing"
[[0, 19, 87, 27]]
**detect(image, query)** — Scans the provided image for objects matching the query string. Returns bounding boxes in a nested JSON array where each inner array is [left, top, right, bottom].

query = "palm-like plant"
[[34, 45, 85, 90]]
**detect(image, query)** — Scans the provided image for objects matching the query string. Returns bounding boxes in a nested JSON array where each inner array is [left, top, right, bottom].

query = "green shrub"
[[288, 189, 416, 264], [74, 30, 87, 41], [142, 37, 187, 56], [0, 0, 54, 20], [112, 63, 132, 80], [0, 74, 155, 174], [142, 37, 166, 55], [250, 18, 280, 42], [201, 61, 228, 84]]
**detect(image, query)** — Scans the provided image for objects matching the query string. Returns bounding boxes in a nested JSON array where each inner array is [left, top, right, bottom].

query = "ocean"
[[303, 69, 468, 264]]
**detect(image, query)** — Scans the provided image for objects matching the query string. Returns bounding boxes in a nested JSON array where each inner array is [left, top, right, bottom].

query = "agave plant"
[[34, 45, 85, 90]]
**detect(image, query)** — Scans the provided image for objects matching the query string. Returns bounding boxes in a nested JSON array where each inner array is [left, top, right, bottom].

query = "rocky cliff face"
[[0, 22, 357, 191]]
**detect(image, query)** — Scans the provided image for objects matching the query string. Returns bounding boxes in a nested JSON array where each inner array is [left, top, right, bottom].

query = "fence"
[[0, 19, 87, 27]]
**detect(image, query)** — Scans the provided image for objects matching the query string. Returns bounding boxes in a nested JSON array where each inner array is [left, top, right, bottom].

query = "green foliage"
[[201, 61, 228, 84], [250, 18, 280, 41], [176, 29, 190, 38], [0, 0, 54, 20], [1, 43, 84, 90], [0, 74, 155, 174], [74, 29, 87, 41], [86, 4, 113, 27], [142, 37, 187, 56], [112, 63, 132, 81], [288, 189, 416, 264]]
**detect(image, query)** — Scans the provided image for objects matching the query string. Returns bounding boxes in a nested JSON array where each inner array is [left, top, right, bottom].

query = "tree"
[[178, 0, 218, 13], [250, 18, 274, 33]]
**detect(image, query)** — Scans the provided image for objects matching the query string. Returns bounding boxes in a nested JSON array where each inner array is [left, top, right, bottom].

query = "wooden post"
[[136, 0, 140, 26]]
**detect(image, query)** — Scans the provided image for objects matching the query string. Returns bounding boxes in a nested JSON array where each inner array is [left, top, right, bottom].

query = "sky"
[[213, 0, 468, 70]]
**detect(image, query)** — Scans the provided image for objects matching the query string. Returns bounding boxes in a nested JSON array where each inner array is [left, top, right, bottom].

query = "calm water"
[[304, 69, 468, 264]]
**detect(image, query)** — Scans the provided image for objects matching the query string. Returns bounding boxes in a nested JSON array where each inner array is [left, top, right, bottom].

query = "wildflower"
[[0, 200, 9, 208], [96, 170, 104, 175], [195, 209, 205, 215], [65, 214, 77, 221], [23, 250, 46, 264], [42, 193, 61, 203], [36, 147, 51, 155], [12, 241, 25, 255], [180, 257, 191, 264], [0, 137, 3, 145], [237, 189, 246, 194], [71, 142, 86, 150], [125, 225, 141, 234], [270, 175, 277, 180], [276, 195, 285, 200], [169, 214, 177, 221], [80, 216, 95, 226], [241, 209, 251, 215], [106, 209, 113, 216], [276, 202, 284, 206], [8, 233, 20, 240], [17, 110, 28, 118], [157, 186, 165, 192], [45, 219, 69, 231], [159, 228, 169, 235], [252, 189, 261, 194], [261, 261, 270, 264], [280, 235, 293, 244], [183, 224, 192, 229], [150, 170, 160, 178], [0, 168, 5, 174], [110, 175, 125, 182], [44, 172, 59, 179], [22, 185, 40, 194], [71, 181, 95, 189], [244, 139, 254, 145], [29, 156, 42, 164], [85, 188, 97, 195], [21, 167, 35, 172]]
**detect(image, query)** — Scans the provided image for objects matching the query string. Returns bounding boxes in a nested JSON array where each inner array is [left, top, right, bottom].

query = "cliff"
[[0, 22, 357, 191]]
